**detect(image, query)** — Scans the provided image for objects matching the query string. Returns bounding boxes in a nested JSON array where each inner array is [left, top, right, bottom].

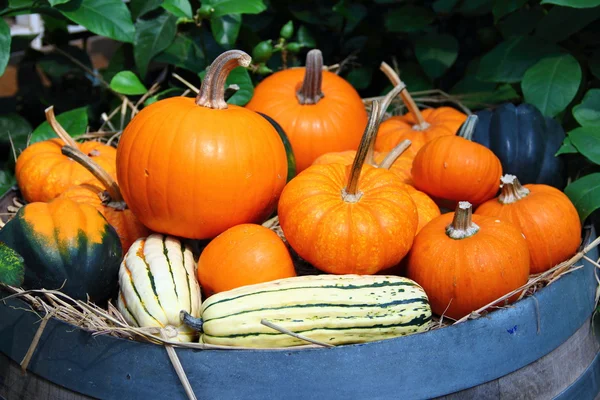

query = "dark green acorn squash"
[[472, 103, 567, 189], [258, 112, 296, 181], [0, 197, 122, 303]]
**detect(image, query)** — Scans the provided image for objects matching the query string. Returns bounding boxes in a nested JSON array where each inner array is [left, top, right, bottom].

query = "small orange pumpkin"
[[475, 174, 581, 274], [412, 115, 502, 207], [197, 223, 296, 297], [374, 62, 467, 158], [15, 107, 117, 203], [246, 49, 368, 173], [278, 101, 418, 275], [406, 201, 530, 320], [116, 50, 288, 239]]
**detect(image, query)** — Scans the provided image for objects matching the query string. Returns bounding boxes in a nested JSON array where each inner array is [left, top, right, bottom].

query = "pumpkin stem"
[[296, 49, 325, 105], [379, 62, 430, 131], [342, 101, 382, 202], [180, 310, 203, 332], [61, 146, 124, 203], [446, 201, 480, 239], [499, 174, 530, 204], [45, 106, 79, 148], [457, 115, 479, 141], [378, 140, 412, 170], [196, 50, 252, 110]]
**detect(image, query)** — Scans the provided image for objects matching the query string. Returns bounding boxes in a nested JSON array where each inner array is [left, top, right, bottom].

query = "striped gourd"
[[117, 234, 202, 342], [184, 274, 432, 348]]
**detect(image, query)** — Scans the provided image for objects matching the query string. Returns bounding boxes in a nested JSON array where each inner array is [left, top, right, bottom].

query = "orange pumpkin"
[[374, 62, 467, 158], [475, 175, 581, 274], [406, 201, 530, 320], [278, 101, 418, 275], [197, 223, 296, 297], [412, 115, 502, 207], [246, 49, 368, 173], [116, 50, 288, 239], [15, 107, 117, 203], [401, 184, 440, 234], [59, 146, 150, 253]]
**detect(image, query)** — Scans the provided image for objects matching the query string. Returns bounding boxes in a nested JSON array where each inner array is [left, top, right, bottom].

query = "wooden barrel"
[[0, 186, 599, 400]]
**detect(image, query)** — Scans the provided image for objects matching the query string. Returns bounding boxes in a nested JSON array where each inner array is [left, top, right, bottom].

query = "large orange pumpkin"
[[406, 201, 530, 320], [116, 50, 288, 239], [246, 49, 368, 173], [59, 146, 150, 252], [278, 101, 418, 275], [412, 115, 502, 207], [374, 62, 467, 158], [15, 107, 117, 203], [475, 174, 581, 274]]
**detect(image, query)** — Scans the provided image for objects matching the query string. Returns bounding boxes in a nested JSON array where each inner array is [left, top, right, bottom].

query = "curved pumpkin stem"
[[45, 106, 79, 148], [343, 101, 382, 202], [378, 140, 412, 169], [446, 201, 480, 239], [180, 310, 204, 332], [499, 174, 530, 204], [196, 50, 252, 110], [457, 114, 479, 141], [296, 49, 325, 105], [61, 146, 124, 203], [380, 62, 429, 131]]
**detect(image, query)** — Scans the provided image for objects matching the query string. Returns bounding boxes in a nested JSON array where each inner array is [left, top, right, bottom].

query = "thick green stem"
[[457, 114, 479, 141], [296, 49, 324, 105], [196, 50, 252, 109], [446, 201, 480, 239], [499, 174, 530, 204]]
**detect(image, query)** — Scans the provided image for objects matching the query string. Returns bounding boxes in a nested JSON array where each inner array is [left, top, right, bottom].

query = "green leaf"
[[0, 18, 11, 77], [535, 5, 600, 42], [333, 1, 367, 34], [384, 5, 434, 33], [522, 54, 582, 118], [398, 62, 433, 91], [297, 25, 316, 47], [130, 0, 162, 20], [555, 136, 578, 156], [573, 89, 600, 127], [459, 0, 495, 15], [414, 33, 459, 79], [162, 0, 192, 19], [432, 0, 459, 13], [200, 66, 253, 106], [477, 36, 561, 83], [0, 242, 25, 287], [134, 13, 178, 78], [204, 0, 266, 18], [57, 0, 135, 43], [154, 34, 205, 72], [591, 50, 600, 80], [49, 0, 71, 5], [345, 67, 373, 90], [29, 107, 88, 145], [0, 113, 32, 153], [210, 14, 241, 49], [493, 0, 527, 21], [565, 173, 600, 222], [568, 126, 600, 163], [541, 0, 600, 7], [109, 71, 147, 95], [144, 88, 183, 106], [497, 6, 545, 38]]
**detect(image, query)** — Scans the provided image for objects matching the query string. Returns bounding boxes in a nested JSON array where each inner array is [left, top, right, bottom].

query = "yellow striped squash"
[[117, 234, 201, 342], [186, 274, 432, 348]]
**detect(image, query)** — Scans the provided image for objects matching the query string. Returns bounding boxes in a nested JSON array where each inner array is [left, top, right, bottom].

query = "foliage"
[[0, 0, 599, 218]]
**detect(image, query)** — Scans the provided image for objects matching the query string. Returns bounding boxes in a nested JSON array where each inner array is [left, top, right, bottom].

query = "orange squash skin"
[[401, 184, 441, 234], [406, 212, 530, 320], [278, 163, 418, 275], [375, 107, 467, 157], [116, 97, 288, 239], [16, 139, 117, 203], [412, 135, 502, 206], [246, 68, 368, 173], [197, 223, 296, 296], [475, 183, 581, 274], [60, 183, 150, 252]]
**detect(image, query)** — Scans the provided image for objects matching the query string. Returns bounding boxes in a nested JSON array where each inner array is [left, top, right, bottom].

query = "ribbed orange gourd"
[[246, 49, 368, 173], [374, 62, 467, 158], [475, 175, 581, 274], [412, 115, 502, 207], [15, 107, 117, 203], [116, 50, 288, 239], [406, 201, 530, 320], [278, 101, 418, 275]]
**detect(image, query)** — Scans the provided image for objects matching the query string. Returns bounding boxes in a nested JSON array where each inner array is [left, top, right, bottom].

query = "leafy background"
[[0, 0, 600, 217]]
